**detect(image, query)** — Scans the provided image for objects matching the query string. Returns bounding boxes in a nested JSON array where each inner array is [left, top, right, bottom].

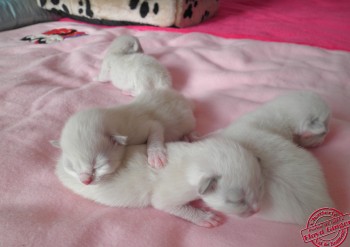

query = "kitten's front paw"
[[95, 75, 108, 83], [195, 210, 223, 228], [121, 90, 136, 96], [148, 147, 167, 169]]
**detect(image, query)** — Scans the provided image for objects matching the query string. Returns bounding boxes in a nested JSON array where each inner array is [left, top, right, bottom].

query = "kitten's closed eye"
[[309, 117, 319, 126], [226, 188, 246, 205], [62, 157, 79, 178], [227, 198, 246, 205]]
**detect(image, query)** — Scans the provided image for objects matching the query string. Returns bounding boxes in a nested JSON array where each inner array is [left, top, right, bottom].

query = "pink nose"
[[82, 178, 92, 185], [79, 173, 93, 185]]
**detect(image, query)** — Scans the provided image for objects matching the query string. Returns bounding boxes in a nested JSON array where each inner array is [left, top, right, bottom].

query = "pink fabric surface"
[[61, 0, 350, 51], [0, 22, 350, 247]]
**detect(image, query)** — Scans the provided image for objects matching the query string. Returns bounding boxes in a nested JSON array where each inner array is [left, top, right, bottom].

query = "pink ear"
[[135, 42, 143, 53], [112, 135, 128, 145], [198, 176, 220, 195]]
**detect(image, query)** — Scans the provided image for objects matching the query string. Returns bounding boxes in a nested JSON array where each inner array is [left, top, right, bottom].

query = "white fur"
[[56, 136, 262, 227], [224, 91, 331, 147], [55, 88, 196, 184], [218, 91, 334, 224], [55, 90, 334, 226], [97, 35, 172, 96]]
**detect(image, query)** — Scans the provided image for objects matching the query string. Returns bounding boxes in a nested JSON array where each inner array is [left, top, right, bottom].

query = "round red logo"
[[301, 208, 350, 247]]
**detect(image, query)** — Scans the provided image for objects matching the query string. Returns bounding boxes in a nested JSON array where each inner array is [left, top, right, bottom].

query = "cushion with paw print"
[[36, 0, 219, 27]]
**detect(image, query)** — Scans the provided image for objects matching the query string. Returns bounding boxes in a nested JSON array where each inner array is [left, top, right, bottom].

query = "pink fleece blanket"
[[0, 22, 349, 247]]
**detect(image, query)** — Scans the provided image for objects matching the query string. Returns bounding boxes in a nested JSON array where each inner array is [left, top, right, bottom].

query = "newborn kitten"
[[224, 91, 331, 147], [56, 136, 263, 227], [218, 91, 335, 224], [55, 90, 334, 226], [97, 35, 172, 96], [52, 88, 196, 185]]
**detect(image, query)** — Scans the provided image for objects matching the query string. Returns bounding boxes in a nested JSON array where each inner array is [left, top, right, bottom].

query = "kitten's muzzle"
[[79, 173, 93, 185]]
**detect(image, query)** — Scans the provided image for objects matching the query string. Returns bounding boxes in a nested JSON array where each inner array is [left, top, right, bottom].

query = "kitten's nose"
[[82, 178, 92, 185], [79, 173, 93, 185]]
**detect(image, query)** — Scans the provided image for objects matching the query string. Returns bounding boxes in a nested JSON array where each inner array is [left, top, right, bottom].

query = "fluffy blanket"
[[0, 22, 349, 247]]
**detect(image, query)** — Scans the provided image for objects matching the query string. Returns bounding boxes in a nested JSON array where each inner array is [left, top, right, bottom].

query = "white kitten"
[[97, 35, 172, 96], [56, 136, 263, 227], [217, 91, 335, 224], [52, 88, 196, 185], [55, 90, 334, 226], [224, 91, 331, 147], [219, 128, 334, 224]]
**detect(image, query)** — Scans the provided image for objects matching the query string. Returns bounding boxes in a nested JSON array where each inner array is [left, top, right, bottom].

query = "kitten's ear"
[[256, 156, 261, 163], [134, 40, 143, 53], [50, 140, 61, 149], [111, 135, 128, 145], [136, 43, 143, 53], [198, 176, 221, 195]]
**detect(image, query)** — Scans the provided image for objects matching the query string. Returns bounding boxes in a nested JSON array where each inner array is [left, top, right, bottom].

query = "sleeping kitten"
[[97, 35, 172, 96], [216, 90, 335, 224], [224, 91, 331, 147], [56, 136, 263, 227], [52, 88, 196, 185], [55, 90, 333, 226], [216, 128, 334, 224]]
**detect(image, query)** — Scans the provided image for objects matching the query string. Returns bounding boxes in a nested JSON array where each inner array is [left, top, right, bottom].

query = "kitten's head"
[[110, 35, 143, 55], [271, 91, 331, 147], [188, 137, 264, 218], [52, 110, 128, 185], [53, 134, 127, 185]]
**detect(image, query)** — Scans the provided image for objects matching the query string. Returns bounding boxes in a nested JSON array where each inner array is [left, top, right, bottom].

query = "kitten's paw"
[[121, 90, 138, 97], [95, 75, 108, 83], [148, 147, 167, 169], [182, 132, 200, 143], [196, 211, 223, 228]]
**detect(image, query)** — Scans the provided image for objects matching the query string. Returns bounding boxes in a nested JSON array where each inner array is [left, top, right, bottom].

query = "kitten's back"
[[131, 88, 196, 141]]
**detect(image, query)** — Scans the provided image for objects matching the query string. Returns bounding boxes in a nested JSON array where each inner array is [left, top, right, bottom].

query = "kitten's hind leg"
[[151, 182, 223, 227], [154, 204, 222, 227], [147, 122, 167, 168]]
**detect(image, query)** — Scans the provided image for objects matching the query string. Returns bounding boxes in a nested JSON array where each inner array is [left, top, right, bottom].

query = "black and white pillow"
[[37, 0, 219, 28]]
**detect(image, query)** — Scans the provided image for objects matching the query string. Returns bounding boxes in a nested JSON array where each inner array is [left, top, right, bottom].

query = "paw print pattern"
[[39, 0, 94, 18], [39, 0, 47, 6], [129, 0, 160, 18], [79, 0, 84, 14], [39, 0, 60, 13], [201, 10, 210, 22], [184, 0, 199, 19], [78, 0, 94, 18]]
